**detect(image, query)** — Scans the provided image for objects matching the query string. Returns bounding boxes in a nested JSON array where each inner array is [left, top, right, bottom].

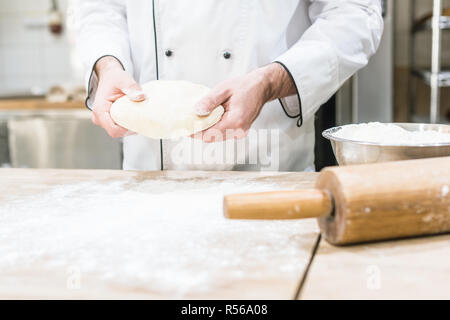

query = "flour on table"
[[332, 122, 450, 145], [0, 177, 311, 296]]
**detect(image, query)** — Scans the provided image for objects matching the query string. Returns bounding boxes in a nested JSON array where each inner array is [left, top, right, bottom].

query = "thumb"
[[195, 88, 229, 116], [121, 81, 146, 102]]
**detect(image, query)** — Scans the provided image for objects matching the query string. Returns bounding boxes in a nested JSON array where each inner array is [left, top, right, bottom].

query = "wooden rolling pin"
[[224, 157, 450, 245]]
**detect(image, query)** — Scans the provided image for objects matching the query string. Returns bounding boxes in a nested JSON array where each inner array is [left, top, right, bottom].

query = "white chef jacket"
[[77, 0, 383, 172]]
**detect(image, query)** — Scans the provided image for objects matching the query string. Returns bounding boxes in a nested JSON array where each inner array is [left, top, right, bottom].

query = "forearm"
[[257, 63, 297, 103], [95, 56, 124, 80]]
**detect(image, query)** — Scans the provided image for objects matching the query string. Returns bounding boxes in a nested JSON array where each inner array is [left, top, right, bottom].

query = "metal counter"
[[0, 109, 122, 169]]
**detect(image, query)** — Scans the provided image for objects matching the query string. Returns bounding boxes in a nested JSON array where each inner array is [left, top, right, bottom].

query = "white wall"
[[0, 0, 83, 96]]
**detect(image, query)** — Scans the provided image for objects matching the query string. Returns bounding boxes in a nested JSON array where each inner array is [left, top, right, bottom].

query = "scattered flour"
[[332, 122, 450, 145], [0, 177, 313, 297], [442, 185, 449, 197]]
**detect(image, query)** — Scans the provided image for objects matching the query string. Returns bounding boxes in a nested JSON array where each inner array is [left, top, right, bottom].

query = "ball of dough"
[[110, 80, 224, 139]]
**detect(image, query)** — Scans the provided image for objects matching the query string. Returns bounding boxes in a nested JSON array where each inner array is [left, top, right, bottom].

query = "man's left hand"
[[193, 63, 295, 143]]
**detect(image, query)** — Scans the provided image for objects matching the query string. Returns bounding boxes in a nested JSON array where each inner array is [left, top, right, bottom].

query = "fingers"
[[99, 111, 129, 138], [189, 111, 232, 141], [92, 101, 129, 138], [92, 69, 142, 138], [195, 112, 248, 143], [195, 87, 230, 116], [120, 81, 146, 102]]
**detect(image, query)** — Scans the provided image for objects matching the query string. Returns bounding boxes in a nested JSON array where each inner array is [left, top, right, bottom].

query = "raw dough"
[[110, 80, 224, 139]]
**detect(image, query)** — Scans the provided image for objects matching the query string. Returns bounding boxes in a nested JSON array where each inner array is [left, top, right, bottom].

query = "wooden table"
[[1, 168, 449, 300], [0, 169, 319, 299], [300, 234, 450, 299]]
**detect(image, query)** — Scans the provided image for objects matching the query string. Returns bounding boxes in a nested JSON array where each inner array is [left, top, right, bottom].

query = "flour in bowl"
[[332, 122, 450, 145]]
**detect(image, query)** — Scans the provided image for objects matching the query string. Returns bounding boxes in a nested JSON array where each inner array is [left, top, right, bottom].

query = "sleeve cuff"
[[273, 61, 303, 127], [84, 55, 127, 111], [274, 41, 339, 124]]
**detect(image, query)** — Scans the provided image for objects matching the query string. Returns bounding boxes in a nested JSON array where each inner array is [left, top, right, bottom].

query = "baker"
[[77, 0, 383, 172]]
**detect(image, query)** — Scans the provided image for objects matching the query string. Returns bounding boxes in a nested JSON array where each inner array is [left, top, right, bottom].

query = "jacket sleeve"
[[76, 0, 132, 109], [274, 0, 384, 125]]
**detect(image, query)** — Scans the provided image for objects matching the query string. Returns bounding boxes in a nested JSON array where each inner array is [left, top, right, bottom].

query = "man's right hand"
[[92, 56, 146, 138]]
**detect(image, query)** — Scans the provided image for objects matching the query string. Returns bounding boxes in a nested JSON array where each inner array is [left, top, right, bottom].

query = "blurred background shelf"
[[411, 113, 450, 125], [412, 8, 450, 32], [409, 0, 450, 123], [411, 69, 450, 87], [0, 98, 84, 110]]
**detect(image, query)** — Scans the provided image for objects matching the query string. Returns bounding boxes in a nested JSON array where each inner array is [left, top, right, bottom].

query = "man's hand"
[[193, 63, 296, 143], [92, 56, 146, 138]]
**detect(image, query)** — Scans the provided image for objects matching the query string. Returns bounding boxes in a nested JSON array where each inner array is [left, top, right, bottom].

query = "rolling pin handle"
[[223, 189, 334, 220]]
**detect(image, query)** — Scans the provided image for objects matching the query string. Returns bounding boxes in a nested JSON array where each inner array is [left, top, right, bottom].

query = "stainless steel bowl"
[[322, 123, 450, 165]]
